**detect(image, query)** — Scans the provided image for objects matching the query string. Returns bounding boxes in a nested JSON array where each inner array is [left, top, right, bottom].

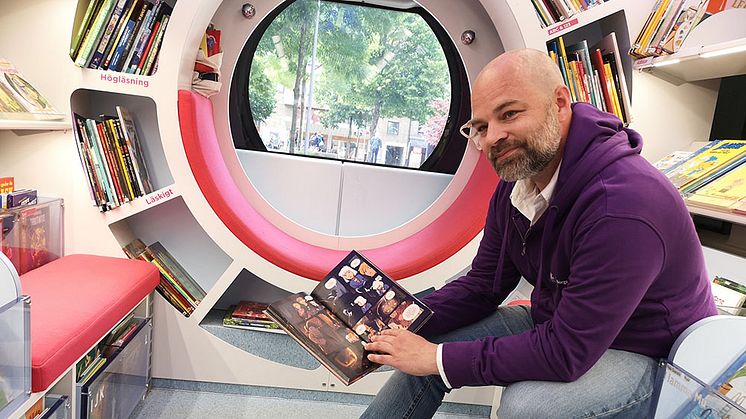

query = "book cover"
[[711, 277, 746, 315], [232, 301, 272, 321], [686, 161, 746, 210], [666, 140, 746, 191], [266, 250, 433, 385], [653, 150, 694, 173], [0, 58, 62, 120], [222, 309, 285, 334], [17, 203, 51, 275], [679, 349, 746, 417]]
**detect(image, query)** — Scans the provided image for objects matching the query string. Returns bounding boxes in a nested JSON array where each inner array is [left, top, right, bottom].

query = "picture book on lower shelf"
[[123, 238, 206, 316], [266, 250, 433, 385]]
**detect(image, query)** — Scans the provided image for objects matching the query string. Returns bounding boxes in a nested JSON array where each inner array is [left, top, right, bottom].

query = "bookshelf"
[[0, 119, 71, 131], [632, 9, 746, 84]]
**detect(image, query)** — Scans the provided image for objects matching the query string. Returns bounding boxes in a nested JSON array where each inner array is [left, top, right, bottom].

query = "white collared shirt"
[[435, 161, 561, 388]]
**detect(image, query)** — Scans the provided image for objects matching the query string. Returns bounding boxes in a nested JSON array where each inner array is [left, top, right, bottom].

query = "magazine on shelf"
[[0, 58, 63, 120], [222, 306, 284, 334], [266, 250, 433, 385]]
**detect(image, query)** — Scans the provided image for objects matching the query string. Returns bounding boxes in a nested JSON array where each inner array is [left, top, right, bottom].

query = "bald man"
[[361, 49, 716, 418]]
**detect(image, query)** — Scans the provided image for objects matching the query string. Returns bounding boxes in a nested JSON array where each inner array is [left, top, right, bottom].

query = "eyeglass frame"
[[459, 120, 485, 151]]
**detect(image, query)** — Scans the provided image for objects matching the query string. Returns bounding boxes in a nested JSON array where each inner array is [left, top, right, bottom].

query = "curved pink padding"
[[178, 90, 498, 280]]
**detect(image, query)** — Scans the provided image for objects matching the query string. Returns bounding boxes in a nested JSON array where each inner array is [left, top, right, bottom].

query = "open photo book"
[[266, 250, 433, 385]]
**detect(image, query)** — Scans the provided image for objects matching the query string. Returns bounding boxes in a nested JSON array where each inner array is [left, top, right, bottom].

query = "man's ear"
[[554, 85, 572, 122]]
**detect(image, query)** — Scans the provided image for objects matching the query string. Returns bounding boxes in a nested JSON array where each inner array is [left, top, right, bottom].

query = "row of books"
[[72, 106, 153, 212], [530, 0, 610, 28], [71, 0, 173, 75], [123, 238, 206, 316], [712, 276, 746, 316], [630, 0, 745, 59], [222, 301, 284, 334], [547, 32, 630, 124], [654, 139, 746, 213], [0, 58, 63, 121], [0, 178, 38, 209], [75, 315, 145, 384]]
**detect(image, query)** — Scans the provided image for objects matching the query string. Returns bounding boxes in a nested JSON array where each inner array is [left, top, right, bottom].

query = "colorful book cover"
[[711, 277, 746, 315], [0, 58, 62, 120], [266, 250, 433, 385], [653, 150, 694, 173], [686, 161, 746, 210], [17, 203, 51, 275], [222, 309, 285, 334], [232, 301, 272, 321], [666, 140, 746, 191], [679, 349, 746, 417]]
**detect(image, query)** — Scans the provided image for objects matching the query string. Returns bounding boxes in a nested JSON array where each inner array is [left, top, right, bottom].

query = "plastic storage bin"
[[76, 318, 151, 419], [651, 360, 746, 418], [0, 296, 31, 418], [0, 197, 64, 275], [39, 395, 70, 419]]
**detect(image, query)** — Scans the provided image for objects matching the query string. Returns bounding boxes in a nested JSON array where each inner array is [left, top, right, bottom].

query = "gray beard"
[[490, 110, 560, 182]]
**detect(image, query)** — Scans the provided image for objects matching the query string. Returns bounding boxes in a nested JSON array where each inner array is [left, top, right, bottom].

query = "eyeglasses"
[[459, 121, 484, 151]]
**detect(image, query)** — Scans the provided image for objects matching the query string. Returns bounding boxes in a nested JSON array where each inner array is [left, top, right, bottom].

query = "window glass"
[[247, 0, 452, 168]]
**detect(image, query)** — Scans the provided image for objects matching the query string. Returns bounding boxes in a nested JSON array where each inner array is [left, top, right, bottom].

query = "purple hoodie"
[[419, 102, 717, 388]]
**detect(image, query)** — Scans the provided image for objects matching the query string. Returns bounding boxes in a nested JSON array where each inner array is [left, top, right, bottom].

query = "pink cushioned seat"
[[20, 254, 159, 392]]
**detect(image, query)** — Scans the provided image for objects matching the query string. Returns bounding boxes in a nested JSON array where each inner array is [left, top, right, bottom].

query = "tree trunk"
[[289, 19, 310, 154]]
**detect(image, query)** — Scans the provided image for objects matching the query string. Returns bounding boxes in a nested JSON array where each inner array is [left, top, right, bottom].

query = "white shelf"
[[688, 205, 746, 227], [543, 0, 621, 40], [0, 119, 70, 131], [633, 38, 746, 83]]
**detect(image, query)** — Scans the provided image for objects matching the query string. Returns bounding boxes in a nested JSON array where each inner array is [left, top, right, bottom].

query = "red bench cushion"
[[20, 254, 159, 392]]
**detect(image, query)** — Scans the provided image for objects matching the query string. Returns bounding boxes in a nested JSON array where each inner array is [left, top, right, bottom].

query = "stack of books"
[[711, 277, 746, 316], [630, 0, 745, 59], [0, 58, 63, 121], [72, 106, 153, 212], [222, 301, 284, 334], [530, 0, 610, 29], [75, 314, 145, 383], [547, 32, 630, 124], [654, 140, 746, 213], [70, 0, 173, 75], [123, 239, 206, 316]]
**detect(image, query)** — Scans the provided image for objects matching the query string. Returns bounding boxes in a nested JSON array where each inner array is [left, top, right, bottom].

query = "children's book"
[[686, 161, 746, 210], [665, 140, 746, 193], [652, 150, 694, 173], [0, 58, 63, 120], [266, 250, 433, 385]]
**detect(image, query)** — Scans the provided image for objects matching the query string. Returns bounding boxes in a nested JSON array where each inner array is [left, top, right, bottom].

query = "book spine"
[[142, 14, 169, 75], [102, 0, 136, 70], [128, 1, 162, 73], [121, 4, 152, 72], [74, 0, 117, 67], [72, 114, 102, 206], [84, 118, 116, 207], [113, 119, 141, 197], [97, 121, 125, 204], [71, 0, 103, 59], [107, 119, 135, 200], [88, 0, 130, 69], [109, 19, 136, 72], [76, 116, 107, 208]]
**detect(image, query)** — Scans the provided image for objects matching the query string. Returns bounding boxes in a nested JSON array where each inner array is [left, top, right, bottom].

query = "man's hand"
[[364, 329, 439, 376]]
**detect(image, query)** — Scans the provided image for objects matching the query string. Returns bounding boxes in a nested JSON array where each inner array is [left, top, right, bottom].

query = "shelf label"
[[145, 188, 174, 206], [547, 18, 579, 36], [100, 73, 149, 88], [634, 57, 654, 69]]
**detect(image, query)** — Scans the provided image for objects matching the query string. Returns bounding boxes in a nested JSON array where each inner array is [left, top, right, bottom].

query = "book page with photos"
[[267, 292, 374, 385], [309, 250, 433, 342]]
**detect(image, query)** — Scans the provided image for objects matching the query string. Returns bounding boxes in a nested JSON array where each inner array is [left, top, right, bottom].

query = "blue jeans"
[[361, 305, 657, 418]]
